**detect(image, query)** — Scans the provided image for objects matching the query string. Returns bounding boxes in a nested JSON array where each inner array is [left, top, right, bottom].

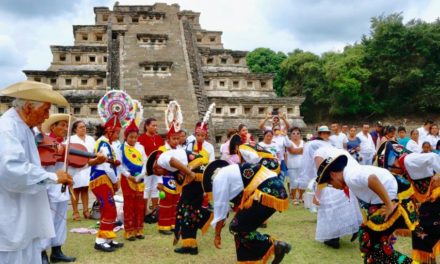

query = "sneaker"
[[174, 247, 198, 255], [94, 243, 115, 252]]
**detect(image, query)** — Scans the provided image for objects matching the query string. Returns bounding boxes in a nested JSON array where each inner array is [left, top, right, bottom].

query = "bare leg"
[[71, 188, 81, 220], [81, 187, 90, 218], [298, 189, 305, 201], [151, 198, 159, 211]]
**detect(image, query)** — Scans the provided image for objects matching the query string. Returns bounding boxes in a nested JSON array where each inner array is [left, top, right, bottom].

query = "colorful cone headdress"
[[165, 100, 183, 138]]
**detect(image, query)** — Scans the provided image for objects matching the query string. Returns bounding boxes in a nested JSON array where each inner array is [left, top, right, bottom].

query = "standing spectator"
[[417, 120, 433, 143], [70, 120, 96, 221], [286, 128, 305, 204], [226, 134, 242, 164], [378, 125, 397, 146], [347, 126, 362, 162], [370, 121, 384, 148], [341, 125, 349, 135], [137, 118, 165, 223], [258, 130, 281, 160], [357, 123, 375, 165], [329, 123, 348, 149], [425, 124, 440, 150], [219, 128, 238, 160], [272, 124, 293, 179], [406, 130, 422, 153], [238, 124, 255, 145], [422, 141, 432, 153], [397, 126, 410, 147], [259, 110, 290, 133]]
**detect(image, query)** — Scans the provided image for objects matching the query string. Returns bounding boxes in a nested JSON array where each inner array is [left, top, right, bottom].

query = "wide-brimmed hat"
[[316, 154, 348, 185], [317, 125, 330, 133], [376, 140, 411, 169], [1, 81, 69, 106], [202, 160, 230, 193], [146, 150, 163, 176], [41, 114, 73, 134]]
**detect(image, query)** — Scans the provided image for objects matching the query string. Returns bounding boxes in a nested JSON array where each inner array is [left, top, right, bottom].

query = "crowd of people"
[[0, 80, 439, 264]]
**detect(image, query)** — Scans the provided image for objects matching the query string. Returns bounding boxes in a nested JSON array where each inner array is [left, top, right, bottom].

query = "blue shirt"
[[397, 137, 410, 148]]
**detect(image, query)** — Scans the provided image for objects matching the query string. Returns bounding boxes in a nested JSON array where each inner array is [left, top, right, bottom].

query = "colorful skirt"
[[121, 176, 145, 238], [174, 181, 212, 248], [230, 177, 288, 263], [90, 176, 117, 239], [358, 200, 418, 264]]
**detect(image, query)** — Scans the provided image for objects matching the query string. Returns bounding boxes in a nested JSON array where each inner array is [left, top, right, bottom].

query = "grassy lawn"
[[63, 203, 413, 264]]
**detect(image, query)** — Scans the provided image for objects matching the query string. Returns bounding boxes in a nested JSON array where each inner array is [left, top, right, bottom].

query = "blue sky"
[[0, 0, 438, 88]]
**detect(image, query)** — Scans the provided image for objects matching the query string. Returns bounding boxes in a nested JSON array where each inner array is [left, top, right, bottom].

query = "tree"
[[246, 48, 287, 96]]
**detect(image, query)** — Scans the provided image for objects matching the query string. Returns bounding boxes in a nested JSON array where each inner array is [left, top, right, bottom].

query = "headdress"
[[316, 154, 348, 186], [124, 119, 139, 138], [195, 103, 215, 134], [165, 100, 183, 138]]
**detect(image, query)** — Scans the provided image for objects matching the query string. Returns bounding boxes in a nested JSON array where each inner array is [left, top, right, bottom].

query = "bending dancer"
[[315, 152, 418, 263], [205, 160, 291, 264], [147, 148, 212, 255]]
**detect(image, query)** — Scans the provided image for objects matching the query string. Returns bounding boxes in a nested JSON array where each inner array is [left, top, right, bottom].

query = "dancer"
[[147, 148, 212, 255], [90, 113, 124, 252], [204, 160, 291, 263], [119, 120, 147, 241], [315, 151, 418, 263]]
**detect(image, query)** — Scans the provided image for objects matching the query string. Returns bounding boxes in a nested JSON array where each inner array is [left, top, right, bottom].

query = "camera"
[[271, 110, 279, 116]]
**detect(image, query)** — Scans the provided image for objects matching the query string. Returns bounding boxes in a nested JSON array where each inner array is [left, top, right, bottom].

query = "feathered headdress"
[[165, 100, 183, 137], [132, 100, 144, 127], [195, 103, 215, 133]]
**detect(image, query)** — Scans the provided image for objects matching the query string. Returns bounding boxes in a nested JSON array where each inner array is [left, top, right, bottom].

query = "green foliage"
[[246, 48, 287, 96], [247, 13, 440, 122]]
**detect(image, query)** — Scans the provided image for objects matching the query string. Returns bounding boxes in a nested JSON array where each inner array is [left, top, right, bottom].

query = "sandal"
[[72, 212, 81, 221], [83, 211, 91, 219]]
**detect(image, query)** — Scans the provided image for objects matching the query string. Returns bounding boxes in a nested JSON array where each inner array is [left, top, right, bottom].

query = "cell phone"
[[272, 110, 279, 116]]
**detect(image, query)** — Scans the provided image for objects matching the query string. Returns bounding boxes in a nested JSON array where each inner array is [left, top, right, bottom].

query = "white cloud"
[[0, 0, 438, 88]]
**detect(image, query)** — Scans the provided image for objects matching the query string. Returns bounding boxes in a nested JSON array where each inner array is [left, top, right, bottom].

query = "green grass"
[[63, 204, 413, 264]]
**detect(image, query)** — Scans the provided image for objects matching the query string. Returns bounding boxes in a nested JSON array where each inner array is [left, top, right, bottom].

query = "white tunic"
[[0, 108, 56, 252], [286, 140, 304, 169], [404, 152, 440, 180], [344, 165, 397, 204], [211, 164, 245, 227], [70, 134, 95, 188], [425, 134, 440, 149], [302, 140, 331, 181], [417, 126, 429, 143], [356, 132, 375, 155], [117, 142, 147, 178], [272, 134, 293, 161], [157, 149, 188, 172]]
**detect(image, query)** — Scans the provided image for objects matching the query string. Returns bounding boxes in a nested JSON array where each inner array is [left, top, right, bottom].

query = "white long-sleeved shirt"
[[356, 132, 375, 155], [406, 139, 422, 153], [117, 142, 147, 178], [404, 152, 440, 180], [0, 108, 56, 251]]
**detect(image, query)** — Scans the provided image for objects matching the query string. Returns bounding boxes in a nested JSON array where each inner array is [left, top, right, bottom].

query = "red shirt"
[[138, 133, 165, 156]]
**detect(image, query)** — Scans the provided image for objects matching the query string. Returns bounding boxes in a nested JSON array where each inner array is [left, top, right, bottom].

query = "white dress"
[[406, 139, 422, 153], [311, 145, 363, 241], [286, 140, 307, 189], [70, 134, 95, 188]]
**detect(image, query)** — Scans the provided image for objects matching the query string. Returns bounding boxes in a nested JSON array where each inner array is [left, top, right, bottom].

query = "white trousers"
[[359, 153, 374, 165], [143, 175, 161, 199], [41, 201, 68, 249], [0, 238, 43, 264]]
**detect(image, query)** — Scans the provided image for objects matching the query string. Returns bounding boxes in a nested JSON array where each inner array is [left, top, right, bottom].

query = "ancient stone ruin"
[[1, 3, 305, 143]]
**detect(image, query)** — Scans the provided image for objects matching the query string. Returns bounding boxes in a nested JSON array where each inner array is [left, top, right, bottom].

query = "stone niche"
[[137, 34, 168, 48], [139, 61, 173, 77], [195, 30, 223, 49], [73, 25, 108, 46]]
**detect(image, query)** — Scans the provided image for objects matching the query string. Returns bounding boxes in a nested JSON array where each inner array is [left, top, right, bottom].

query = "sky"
[[0, 0, 439, 88]]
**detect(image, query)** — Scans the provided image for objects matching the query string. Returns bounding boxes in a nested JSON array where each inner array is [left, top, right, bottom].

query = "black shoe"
[[136, 235, 145, 240], [109, 241, 124, 248], [159, 230, 173, 235], [174, 247, 198, 255], [126, 236, 136, 241], [350, 231, 359, 242], [94, 243, 115, 252], [50, 246, 76, 262], [42, 251, 50, 264], [143, 211, 158, 224], [324, 238, 340, 249], [272, 241, 292, 264]]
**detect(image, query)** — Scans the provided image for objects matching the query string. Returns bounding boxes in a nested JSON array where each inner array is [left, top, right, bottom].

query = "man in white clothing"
[[356, 123, 376, 165], [329, 123, 348, 150], [417, 120, 433, 143], [0, 81, 73, 264]]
